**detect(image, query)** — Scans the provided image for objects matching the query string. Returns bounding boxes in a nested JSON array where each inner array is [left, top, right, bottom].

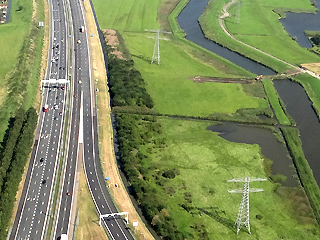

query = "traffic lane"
[[32, 88, 66, 238], [16, 87, 62, 239], [102, 217, 133, 240], [54, 33, 82, 235], [54, 111, 80, 236]]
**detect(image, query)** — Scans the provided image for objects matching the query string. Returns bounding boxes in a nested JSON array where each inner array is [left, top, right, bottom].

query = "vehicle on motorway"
[[54, 104, 59, 109], [43, 104, 49, 112], [42, 180, 46, 184], [67, 192, 70, 196], [78, 80, 82, 84], [40, 158, 44, 162], [61, 85, 65, 90], [73, 94, 77, 98], [77, 40, 81, 44], [80, 26, 85, 32]]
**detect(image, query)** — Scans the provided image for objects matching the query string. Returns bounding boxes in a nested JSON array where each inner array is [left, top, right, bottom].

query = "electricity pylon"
[[145, 29, 171, 65], [227, 177, 267, 235]]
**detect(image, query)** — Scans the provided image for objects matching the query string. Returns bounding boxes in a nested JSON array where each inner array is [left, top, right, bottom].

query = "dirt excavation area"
[[190, 75, 256, 83]]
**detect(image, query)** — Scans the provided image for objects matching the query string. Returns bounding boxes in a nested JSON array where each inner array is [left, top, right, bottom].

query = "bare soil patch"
[[190, 75, 255, 84], [102, 29, 124, 59], [301, 62, 320, 75]]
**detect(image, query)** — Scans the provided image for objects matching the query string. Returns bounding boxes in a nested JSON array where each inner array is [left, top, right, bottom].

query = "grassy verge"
[[75, 166, 108, 240], [0, 0, 46, 143], [281, 127, 320, 224], [198, 0, 320, 73], [291, 73, 320, 119], [81, 1, 155, 239], [262, 79, 292, 125]]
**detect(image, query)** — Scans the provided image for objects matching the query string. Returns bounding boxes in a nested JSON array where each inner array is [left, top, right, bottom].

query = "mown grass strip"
[[281, 127, 320, 224], [262, 79, 291, 125]]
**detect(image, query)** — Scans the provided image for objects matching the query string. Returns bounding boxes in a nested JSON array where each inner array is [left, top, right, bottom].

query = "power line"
[[227, 176, 267, 235], [145, 29, 171, 65]]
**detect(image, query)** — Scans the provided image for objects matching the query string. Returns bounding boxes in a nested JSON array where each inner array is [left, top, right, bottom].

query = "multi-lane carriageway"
[[10, 0, 68, 238], [10, 0, 135, 239]]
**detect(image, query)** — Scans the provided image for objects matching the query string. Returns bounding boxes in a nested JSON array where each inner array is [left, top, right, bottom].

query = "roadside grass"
[[121, 31, 268, 116], [75, 167, 108, 240], [292, 73, 320, 118], [0, 0, 45, 143], [0, 0, 33, 105], [198, 0, 320, 73], [148, 117, 319, 239], [262, 79, 291, 125]]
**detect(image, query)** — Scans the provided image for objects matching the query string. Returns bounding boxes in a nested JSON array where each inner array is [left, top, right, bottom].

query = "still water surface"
[[178, 0, 320, 187]]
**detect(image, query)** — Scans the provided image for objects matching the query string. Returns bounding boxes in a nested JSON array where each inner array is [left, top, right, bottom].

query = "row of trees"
[[0, 107, 38, 239], [104, 31, 186, 238], [116, 114, 185, 239], [107, 53, 153, 108]]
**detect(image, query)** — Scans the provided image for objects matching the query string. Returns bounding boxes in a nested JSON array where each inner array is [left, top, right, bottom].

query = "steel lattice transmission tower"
[[145, 29, 172, 65], [227, 177, 267, 235]]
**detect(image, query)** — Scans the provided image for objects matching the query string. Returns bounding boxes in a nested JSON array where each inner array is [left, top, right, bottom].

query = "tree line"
[[116, 114, 185, 239], [0, 107, 38, 239], [105, 31, 186, 238], [107, 52, 153, 109]]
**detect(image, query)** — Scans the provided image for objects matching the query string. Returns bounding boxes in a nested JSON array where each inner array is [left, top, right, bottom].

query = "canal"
[[178, 0, 320, 187]]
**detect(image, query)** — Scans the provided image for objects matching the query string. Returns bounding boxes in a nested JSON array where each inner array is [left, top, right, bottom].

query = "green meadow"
[[199, 0, 320, 73], [0, 0, 33, 100], [149, 118, 319, 239], [92, 0, 320, 238], [121, 32, 268, 116], [93, 0, 269, 117]]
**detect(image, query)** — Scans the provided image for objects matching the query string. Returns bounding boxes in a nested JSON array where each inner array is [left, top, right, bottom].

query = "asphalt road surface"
[[64, 0, 135, 239], [9, 0, 68, 239]]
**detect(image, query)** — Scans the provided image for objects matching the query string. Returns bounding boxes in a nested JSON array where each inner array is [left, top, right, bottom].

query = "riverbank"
[[199, 0, 320, 73]]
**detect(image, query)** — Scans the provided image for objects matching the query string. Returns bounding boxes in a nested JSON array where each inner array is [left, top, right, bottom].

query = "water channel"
[[280, 0, 320, 48], [177, 0, 320, 187], [177, 0, 276, 75]]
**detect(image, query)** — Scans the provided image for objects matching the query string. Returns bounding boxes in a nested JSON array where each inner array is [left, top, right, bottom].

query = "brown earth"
[[102, 29, 124, 59], [190, 76, 255, 84], [301, 62, 320, 75], [81, 1, 154, 240]]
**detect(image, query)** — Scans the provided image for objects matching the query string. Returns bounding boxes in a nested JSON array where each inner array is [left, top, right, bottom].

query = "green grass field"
[[148, 118, 319, 239], [92, 0, 161, 31], [0, 0, 33, 98], [91, 0, 320, 238], [93, 0, 269, 117], [199, 0, 320, 73], [121, 32, 268, 116]]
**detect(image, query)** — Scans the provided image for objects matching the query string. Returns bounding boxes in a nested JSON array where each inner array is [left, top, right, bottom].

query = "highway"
[[9, 0, 69, 239], [58, 0, 135, 239], [11, 0, 135, 239]]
